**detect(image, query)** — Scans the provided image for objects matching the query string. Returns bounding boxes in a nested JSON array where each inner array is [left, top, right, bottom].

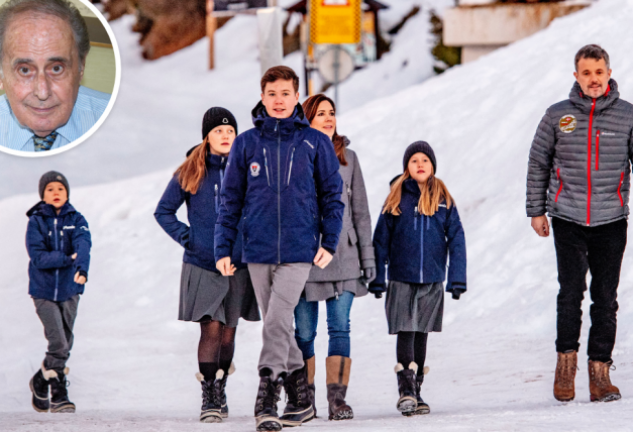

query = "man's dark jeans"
[[552, 217, 627, 363]]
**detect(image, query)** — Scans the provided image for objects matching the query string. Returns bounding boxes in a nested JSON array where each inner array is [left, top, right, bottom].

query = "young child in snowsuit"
[[155, 107, 260, 423], [369, 141, 467, 416], [27, 171, 92, 414], [215, 66, 344, 432]]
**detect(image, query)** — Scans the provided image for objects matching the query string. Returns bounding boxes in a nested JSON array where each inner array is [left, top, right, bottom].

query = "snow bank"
[[2, 0, 633, 430]]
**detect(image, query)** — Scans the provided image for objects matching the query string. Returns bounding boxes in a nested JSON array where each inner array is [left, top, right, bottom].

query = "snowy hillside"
[[3, 0, 633, 431]]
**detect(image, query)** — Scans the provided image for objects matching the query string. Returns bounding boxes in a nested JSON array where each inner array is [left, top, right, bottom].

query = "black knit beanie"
[[403, 141, 437, 174], [39, 171, 70, 199], [202, 107, 238, 139]]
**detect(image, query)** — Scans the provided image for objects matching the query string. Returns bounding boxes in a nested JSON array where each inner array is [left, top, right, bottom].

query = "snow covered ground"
[[2, 0, 633, 430]]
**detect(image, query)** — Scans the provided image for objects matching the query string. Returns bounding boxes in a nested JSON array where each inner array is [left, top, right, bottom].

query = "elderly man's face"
[[0, 13, 84, 137]]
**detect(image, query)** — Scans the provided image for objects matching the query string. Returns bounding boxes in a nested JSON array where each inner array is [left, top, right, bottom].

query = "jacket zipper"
[[595, 130, 600, 171], [587, 98, 596, 226], [263, 148, 271, 186], [419, 213, 424, 283], [214, 184, 219, 212], [618, 172, 624, 207], [276, 120, 281, 264], [287, 147, 295, 185], [414, 206, 418, 231], [555, 168, 563, 203], [54, 218, 59, 301]]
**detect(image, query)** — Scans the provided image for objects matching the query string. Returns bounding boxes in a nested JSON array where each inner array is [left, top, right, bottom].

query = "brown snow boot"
[[326, 356, 353, 420], [553, 351, 577, 402], [588, 360, 621, 402], [305, 356, 316, 417]]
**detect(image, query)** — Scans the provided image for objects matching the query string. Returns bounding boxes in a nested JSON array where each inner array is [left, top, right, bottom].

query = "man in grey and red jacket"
[[526, 44, 633, 404]]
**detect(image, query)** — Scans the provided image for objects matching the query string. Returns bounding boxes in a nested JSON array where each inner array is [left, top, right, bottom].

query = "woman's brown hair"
[[175, 138, 209, 194], [382, 168, 453, 216], [302, 94, 348, 166]]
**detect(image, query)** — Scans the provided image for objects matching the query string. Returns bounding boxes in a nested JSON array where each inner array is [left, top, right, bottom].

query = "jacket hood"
[[403, 178, 422, 196], [251, 101, 311, 132], [27, 201, 75, 218], [569, 78, 620, 114]]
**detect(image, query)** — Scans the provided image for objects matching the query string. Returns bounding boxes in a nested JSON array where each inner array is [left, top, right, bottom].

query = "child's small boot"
[[553, 351, 577, 402], [407, 369, 431, 416], [196, 371, 223, 423], [395, 362, 417, 414], [279, 365, 314, 426], [255, 368, 284, 431], [49, 368, 75, 413], [305, 356, 316, 417], [588, 360, 621, 402], [326, 356, 353, 420], [216, 362, 235, 419], [29, 363, 54, 412]]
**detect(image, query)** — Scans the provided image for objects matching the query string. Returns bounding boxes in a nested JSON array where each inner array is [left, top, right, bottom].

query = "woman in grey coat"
[[293, 94, 375, 421]]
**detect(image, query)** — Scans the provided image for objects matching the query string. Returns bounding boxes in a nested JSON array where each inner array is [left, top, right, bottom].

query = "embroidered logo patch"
[[223, 118, 229, 124], [559, 115, 577, 133], [250, 162, 261, 177]]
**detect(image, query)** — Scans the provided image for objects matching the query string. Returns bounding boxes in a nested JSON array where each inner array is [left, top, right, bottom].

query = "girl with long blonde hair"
[[369, 141, 467, 417], [155, 107, 260, 424]]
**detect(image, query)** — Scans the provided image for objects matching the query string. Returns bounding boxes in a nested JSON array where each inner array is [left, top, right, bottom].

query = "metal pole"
[[334, 45, 340, 109]]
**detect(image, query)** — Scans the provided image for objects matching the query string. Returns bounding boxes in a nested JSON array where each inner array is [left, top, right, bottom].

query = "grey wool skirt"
[[385, 281, 444, 334], [179, 263, 260, 326]]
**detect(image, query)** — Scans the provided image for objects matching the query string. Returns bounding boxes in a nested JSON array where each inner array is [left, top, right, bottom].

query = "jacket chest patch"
[[559, 115, 577, 133], [250, 162, 261, 177]]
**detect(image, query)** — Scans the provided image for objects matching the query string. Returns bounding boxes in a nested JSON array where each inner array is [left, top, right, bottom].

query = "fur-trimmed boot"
[[404, 368, 431, 416], [196, 369, 227, 423], [588, 360, 621, 402], [279, 365, 314, 427], [395, 362, 417, 414], [325, 356, 353, 420], [217, 362, 235, 418], [49, 368, 75, 413], [554, 351, 577, 402], [29, 363, 55, 412], [305, 356, 316, 417], [254, 368, 284, 432]]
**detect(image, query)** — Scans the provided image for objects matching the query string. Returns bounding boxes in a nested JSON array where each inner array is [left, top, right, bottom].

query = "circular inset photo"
[[0, 0, 120, 157]]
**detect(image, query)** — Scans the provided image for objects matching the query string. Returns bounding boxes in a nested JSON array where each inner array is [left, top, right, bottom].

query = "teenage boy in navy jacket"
[[215, 66, 344, 431], [26, 171, 91, 414]]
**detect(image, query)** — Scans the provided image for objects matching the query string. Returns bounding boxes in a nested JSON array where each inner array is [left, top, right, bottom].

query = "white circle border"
[[0, 0, 122, 158]]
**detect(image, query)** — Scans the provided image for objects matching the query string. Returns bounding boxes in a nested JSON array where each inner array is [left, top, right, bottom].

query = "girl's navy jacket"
[[370, 178, 467, 293], [155, 151, 245, 273], [26, 201, 92, 302], [215, 102, 344, 265]]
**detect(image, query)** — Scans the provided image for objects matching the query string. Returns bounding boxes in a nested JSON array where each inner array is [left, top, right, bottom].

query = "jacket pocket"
[[555, 168, 563, 203], [287, 147, 296, 186], [618, 172, 624, 207], [214, 184, 219, 212], [348, 229, 358, 246], [595, 130, 600, 170]]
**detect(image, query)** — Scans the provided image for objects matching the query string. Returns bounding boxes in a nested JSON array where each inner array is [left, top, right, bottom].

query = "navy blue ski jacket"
[[155, 150, 246, 273], [370, 178, 467, 293], [26, 201, 92, 302], [215, 102, 344, 264]]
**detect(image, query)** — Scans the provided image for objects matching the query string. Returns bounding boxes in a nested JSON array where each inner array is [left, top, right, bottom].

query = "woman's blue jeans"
[[294, 290, 354, 359]]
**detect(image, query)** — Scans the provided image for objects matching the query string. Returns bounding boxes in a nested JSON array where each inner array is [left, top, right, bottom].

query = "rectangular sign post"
[[310, 0, 362, 45]]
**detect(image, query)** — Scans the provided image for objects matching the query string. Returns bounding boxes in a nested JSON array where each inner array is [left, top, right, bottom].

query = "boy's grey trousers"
[[248, 263, 312, 379], [33, 295, 79, 373]]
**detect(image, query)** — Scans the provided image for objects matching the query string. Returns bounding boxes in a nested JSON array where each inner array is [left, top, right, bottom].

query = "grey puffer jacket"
[[305, 138, 374, 301], [526, 79, 633, 227]]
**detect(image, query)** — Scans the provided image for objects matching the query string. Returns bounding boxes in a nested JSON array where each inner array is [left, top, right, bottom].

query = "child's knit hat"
[[403, 141, 436, 174], [202, 107, 238, 139], [39, 171, 70, 199]]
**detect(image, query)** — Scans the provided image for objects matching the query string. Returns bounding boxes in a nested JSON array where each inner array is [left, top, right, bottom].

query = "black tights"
[[198, 319, 236, 381], [396, 331, 428, 377]]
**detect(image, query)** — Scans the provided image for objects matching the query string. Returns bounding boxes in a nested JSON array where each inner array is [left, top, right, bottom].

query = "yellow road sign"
[[310, 0, 361, 45]]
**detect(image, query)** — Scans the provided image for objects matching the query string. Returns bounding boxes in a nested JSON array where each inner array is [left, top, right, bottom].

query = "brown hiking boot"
[[553, 351, 577, 402], [588, 360, 621, 402]]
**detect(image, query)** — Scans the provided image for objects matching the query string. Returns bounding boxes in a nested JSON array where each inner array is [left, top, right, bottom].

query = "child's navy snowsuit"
[[26, 201, 91, 302], [370, 178, 467, 293]]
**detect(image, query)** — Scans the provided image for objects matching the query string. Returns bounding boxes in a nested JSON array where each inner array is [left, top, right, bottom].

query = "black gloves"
[[451, 286, 466, 300], [368, 284, 385, 299]]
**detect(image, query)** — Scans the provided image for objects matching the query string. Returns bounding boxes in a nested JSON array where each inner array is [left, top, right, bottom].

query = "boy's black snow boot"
[[196, 372, 222, 423], [255, 369, 284, 431], [29, 364, 51, 412], [395, 362, 418, 414], [49, 369, 76, 413], [279, 365, 314, 427], [404, 372, 431, 416]]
